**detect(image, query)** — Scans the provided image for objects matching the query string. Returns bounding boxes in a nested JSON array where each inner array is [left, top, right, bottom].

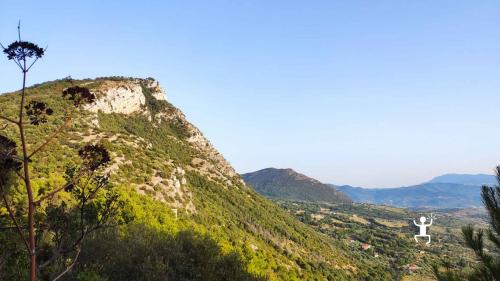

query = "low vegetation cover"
[[276, 200, 487, 280], [0, 75, 371, 280], [434, 168, 500, 280]]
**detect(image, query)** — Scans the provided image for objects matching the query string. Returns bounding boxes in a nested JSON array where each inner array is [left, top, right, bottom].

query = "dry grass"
[[350, 214, 369, 225], [403, 275, 436, 281], [311, 213, 325, 221], [375, 218, 407, 228]]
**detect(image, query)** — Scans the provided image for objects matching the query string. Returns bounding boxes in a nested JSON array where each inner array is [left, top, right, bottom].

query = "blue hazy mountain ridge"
[[336, 183, 481, 208], [428, 173, 497, 186], [241, 168, 352, 204], [243, 169, 494, 208], [336, 174, 496, 209]]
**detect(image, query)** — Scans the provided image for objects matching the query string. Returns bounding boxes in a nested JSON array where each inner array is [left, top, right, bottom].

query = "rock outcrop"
[[85, 78, 166, 114], [82, 78, 239, 213]]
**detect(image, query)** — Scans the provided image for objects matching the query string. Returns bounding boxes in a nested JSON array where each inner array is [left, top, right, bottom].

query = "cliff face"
[[78, 78, 241, 214], [85, 80, 148, 114], [0, 77, 355, 280]]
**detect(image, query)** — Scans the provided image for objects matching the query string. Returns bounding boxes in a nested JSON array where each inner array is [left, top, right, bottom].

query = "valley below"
[[276, 200, 486, 280], [243, 167, 494, 280]]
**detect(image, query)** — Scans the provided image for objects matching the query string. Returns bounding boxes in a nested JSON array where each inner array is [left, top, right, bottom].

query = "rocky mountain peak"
[[77, 77, 241, 213], [84, 78, 166, 115]]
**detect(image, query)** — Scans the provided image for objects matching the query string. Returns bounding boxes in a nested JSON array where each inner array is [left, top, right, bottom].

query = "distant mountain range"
[[243, 168, 497, 209], [428, 173, 496, 186], [241, 168, 351, 204], [337, 174, 497, 209]]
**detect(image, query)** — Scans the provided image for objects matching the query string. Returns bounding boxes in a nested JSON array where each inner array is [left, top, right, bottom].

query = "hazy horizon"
[[1, 1, 499, 187], [241, 167, 497, 189]]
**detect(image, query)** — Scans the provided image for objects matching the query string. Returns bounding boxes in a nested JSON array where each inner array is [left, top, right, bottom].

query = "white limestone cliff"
[[80, 77, 241, 214], [85, 78, 166, 114]]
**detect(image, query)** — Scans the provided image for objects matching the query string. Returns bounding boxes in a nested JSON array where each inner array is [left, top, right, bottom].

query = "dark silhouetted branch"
[[14, 170, 26, 181], [0, 115, 18, 125], [51, 248, 81, 281], [33, 169, 84, 204]]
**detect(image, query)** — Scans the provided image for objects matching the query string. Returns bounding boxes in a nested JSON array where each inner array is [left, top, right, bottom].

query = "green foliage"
[[279, 200, 482, 280], [76, 225, 266, 281], [0, 135, 22, 184], [0, 73, 129, 281], [0, 230, 28, 280], [434, 167, 500, 280], [97, 111, 193, 165], [242, 168, 351, 204], [1, 78, 359, 280], [185, 171, 354, 280], [75, 270, 106, 281], [141, 83, 164, 114], [432, 263, 467, 281]]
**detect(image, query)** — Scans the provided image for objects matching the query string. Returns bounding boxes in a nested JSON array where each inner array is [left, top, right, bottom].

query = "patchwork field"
[[276, 200, 487, 280]]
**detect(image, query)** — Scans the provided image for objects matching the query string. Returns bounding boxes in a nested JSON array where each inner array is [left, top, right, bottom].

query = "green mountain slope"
[[242, 168, 351, 204], [0, 77, 357, 280]]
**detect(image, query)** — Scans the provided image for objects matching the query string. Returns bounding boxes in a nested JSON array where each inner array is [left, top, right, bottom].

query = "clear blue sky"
[[1, 1, 499, 187]]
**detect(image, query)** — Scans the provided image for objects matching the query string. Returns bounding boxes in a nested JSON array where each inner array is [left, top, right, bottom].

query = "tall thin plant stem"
[[17, 56, 37, 281]]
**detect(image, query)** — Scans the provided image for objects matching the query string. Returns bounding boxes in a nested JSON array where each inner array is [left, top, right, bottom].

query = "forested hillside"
[[0, 77, 358, 280], [242, 168, 351, 204]]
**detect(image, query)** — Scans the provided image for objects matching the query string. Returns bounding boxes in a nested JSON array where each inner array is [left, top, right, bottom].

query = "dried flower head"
[[25, 101, 53, 125], [78, 144, 110, 171], [0, 135, 22, 180], [3, 41, 44, 61]]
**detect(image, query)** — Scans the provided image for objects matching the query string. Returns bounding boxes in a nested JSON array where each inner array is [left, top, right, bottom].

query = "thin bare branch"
[[0, 115, 18, 124], [14, 170, 26, 181], [34, 169, 85, 205], [17, 20, 21, 42], [0, 42, 23, 70], [51, 248, 81, 281], [26, 44, 46, 71], [14, 60, 24, 71], [38, 236, 65, 269], [40, 210, 89, 270], [29, 115, 72, 159], [0, 226, 27, 230], [33, 184, 68, 205], [25, 57, 39, 72], [0, 151, 24, 163]]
